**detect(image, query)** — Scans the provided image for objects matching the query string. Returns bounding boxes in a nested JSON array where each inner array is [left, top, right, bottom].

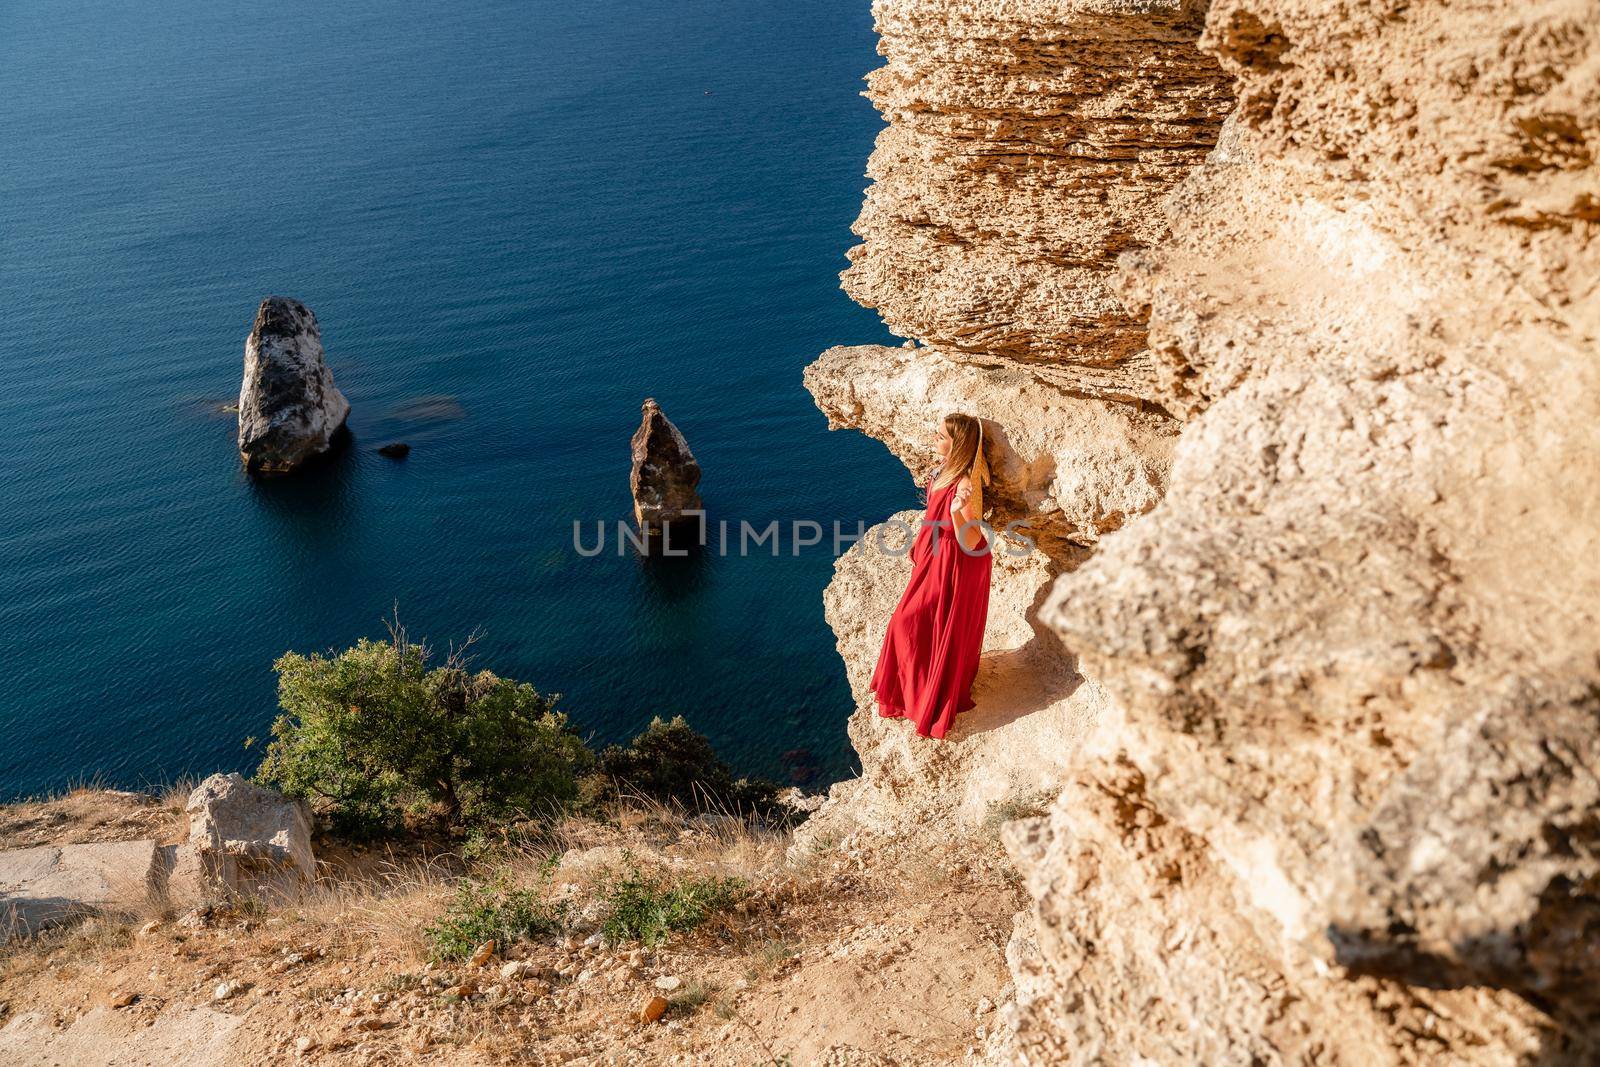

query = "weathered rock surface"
[[168, 773, 315, 905], [0, 840, 160, 937], [841, 0, 1233, 405], [629, 398, 703, 537], [0, 777, 316, 935], [1329, 677, 1600, 1030], [806, 343, 1173, 557], [237, 296, 350, 474], [0, 1005, 247, 1067], [798, 511, 1103, 844], [809, 0, 1600, 1063], [1024, 0, 1600, 1060]]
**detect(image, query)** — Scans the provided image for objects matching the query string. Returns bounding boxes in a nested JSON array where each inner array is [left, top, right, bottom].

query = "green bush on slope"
[[256, 628, 592, 836], [589, 715, 785, 818]]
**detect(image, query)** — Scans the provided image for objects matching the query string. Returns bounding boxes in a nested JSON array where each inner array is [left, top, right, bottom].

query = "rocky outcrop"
[[806, 343, 1173, 558], [1020, 0, 1600, 1060], [1329, 677, 1600, 1030], [0, 840, 161, 937], [797, 509, 1103, 844], [0, 776, 314, 935], [840, 0, 1233, 406], [237, 297, 350, 474], [168, 773, 315, 904], [803, 0, 1230, 847], [629, 398, 704, 539], [809, 0, 1599, 1063]]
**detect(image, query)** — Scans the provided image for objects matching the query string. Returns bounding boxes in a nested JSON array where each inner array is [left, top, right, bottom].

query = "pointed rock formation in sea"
[[629, 398, 703, 540], [237, 296, 351, 475]]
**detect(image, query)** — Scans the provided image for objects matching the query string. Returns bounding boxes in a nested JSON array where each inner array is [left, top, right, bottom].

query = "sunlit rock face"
[[805, 343, 1173, 558], [1030, 0, 1600, 1062], [798, 0, 1230, 863], [628, 397, 704, 540], [237, 296, 350, 475], [841, 0, 1234, 407], [810, 0, 1600, 1062]]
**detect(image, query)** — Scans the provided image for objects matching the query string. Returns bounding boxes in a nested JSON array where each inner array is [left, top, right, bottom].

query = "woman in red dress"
[[870, 413, 993, 739]]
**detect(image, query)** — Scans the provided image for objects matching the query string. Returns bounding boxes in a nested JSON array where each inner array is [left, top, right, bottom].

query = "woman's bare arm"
[[950, 476, 985, 550]]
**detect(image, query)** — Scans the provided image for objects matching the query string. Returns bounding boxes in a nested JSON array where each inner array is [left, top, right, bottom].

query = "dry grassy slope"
[[1, 793, 1023, 1066], [806, 0, 1600, 1064]]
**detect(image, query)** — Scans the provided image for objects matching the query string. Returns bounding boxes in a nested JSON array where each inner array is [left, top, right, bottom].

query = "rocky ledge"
[[0, 774, 314, 938], [806, 0, 1600, 1063]]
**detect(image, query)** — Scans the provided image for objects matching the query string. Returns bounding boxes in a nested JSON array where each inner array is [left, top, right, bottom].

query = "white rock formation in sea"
[[237, 296, 351, 474], [806, 0, 1600, 1062]]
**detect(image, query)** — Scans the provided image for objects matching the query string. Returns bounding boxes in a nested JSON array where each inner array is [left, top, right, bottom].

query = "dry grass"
[[0, 913, 129, 971], [0, 786, 184, 851], [0, 786, 842, 1065], [277, 851, 466, 965], [981, 789, 1052, 832], [222, 796, 788, 966], [751, 937, 798, 974], [156, 777, 199, 818], [540, 791, 793, 887], [0, 788, 1031, 1067]]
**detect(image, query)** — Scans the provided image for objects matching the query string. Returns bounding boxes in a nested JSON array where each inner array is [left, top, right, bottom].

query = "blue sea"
[[0, 0, 906, 800]]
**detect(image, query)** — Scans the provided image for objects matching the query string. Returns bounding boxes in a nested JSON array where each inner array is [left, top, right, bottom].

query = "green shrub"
[[423, 874, 568, 962], [588, 716, 785, 818], [255, 626, 594, 836], [598, 861, 747, 946]]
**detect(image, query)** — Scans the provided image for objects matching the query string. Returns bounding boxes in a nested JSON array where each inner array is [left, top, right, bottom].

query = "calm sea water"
[[0, 0, 907, 800]]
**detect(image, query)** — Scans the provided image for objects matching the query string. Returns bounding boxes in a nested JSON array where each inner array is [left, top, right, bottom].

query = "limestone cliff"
[[841, 0, 1234, 407], [806, 0, 1600, 1063]]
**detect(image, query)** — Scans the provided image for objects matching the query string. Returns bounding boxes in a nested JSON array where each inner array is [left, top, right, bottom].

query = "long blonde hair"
[[932, 413, 990, 492]]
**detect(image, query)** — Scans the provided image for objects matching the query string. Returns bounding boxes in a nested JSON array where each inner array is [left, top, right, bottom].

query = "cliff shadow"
[[954, 566, 1085, 738], [977, 417, 1052, 544]]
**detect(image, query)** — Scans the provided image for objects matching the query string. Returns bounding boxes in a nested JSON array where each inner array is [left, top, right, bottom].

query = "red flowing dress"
[[869, 473, 993, 739]]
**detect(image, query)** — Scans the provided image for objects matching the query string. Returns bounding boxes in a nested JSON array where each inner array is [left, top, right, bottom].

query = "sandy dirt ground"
[[0, 792, 1022, 1066]]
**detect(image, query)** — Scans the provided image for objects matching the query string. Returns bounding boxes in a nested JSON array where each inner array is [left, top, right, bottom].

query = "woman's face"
[[933, 419, 952, 460]]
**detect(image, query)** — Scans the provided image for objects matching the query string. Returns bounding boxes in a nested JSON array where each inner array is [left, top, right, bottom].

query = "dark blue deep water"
[[0, 0, 906, 800]]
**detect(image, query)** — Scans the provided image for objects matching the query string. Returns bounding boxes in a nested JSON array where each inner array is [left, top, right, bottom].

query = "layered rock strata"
[[809, 0, 1600, 1062], [841, 0, 1234, 406], [798, 0, 1229, 853], [802, 0, 1229, 838]]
